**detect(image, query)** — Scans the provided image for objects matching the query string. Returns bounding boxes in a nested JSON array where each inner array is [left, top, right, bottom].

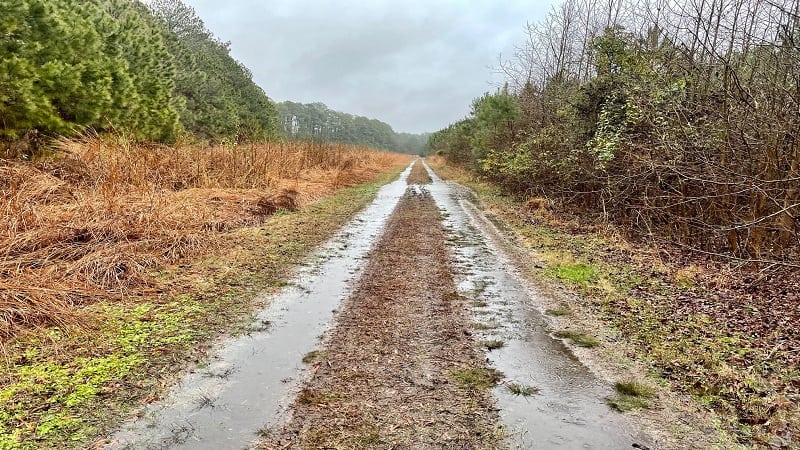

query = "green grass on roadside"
[[553, 330, 600, 348], [606, 381, 655, 412], [0, 169, 403, 450]]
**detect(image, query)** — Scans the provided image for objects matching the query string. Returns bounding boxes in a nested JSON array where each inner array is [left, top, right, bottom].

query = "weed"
[[194, 393, 217, 410], [451, 368, 501, 390], [482, 340, 505, 350], [545, 308, 571, 316], [507, 383, 540, 396], [302, 350, 326, 364], [607, 381, 655, 412], [554, 330, 599, 348]]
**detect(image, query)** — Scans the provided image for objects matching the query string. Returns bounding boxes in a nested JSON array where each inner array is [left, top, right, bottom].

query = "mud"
[[259, 183, 501, 448], [405, 158, 432, 184]]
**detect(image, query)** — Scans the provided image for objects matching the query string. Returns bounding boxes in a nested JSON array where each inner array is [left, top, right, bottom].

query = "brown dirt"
[[405, 159, 432, 184], [260, 188, 501, 449]]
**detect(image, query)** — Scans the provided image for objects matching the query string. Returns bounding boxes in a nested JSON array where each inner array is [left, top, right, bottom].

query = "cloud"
[[184, 0, 554, 133]]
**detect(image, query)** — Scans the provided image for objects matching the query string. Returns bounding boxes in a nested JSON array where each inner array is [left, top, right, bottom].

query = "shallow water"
[[105, 164, 412, 450], [422, 161, 653, 449], [107, 160, 652, 449]]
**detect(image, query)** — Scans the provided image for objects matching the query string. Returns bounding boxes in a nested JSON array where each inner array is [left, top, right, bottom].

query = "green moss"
[[549, 263, 598, 284]]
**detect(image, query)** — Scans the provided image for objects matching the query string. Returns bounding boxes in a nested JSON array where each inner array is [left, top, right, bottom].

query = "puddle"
[[422, 161, 653, 449], [105, 164, 413, 450]]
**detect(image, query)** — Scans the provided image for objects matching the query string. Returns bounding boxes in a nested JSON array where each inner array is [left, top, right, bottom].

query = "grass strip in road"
[[261, 189, 502, 449], [0, 168, 404, 450]]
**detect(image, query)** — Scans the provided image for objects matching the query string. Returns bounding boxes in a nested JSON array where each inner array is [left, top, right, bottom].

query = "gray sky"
[[183, 0, 556, 134]]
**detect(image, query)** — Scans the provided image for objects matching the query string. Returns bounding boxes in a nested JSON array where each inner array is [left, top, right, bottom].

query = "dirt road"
[[107, 160, 652, 449], [261, 168, 501, 448]]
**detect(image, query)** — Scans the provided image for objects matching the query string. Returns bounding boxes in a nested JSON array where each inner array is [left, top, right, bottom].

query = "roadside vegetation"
[[0, 136, 408, 448], [427, 159, 799, 447], [427, 0, 799, 265], [425, 0, 799, 446]]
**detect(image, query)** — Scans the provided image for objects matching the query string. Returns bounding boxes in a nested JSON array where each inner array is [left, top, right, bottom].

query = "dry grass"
[[0, 135, 409, 339]]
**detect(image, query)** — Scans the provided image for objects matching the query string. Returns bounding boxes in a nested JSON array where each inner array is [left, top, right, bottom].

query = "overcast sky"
[[183, 1, 556, 134]]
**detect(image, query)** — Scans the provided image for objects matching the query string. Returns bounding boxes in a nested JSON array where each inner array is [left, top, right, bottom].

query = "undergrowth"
[[1, 135, 409, 338]]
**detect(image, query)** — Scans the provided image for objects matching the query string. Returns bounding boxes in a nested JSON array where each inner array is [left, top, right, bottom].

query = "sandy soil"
[[259, 186, 501, 449]]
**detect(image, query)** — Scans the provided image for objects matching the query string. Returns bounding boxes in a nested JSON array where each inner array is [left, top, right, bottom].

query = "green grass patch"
[[450, 368, 501, 390], [607, 381, 655, 412], [550, 262, 598, 284], [554, 330, 600, 348]]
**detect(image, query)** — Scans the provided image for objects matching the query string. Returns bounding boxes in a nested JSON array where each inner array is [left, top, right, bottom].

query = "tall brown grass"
[[0, 135, 410, 338]]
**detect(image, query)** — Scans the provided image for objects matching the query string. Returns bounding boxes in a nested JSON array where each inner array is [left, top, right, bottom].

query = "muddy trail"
[[106, 160, 652, 449], [261, 186, 500, 447]]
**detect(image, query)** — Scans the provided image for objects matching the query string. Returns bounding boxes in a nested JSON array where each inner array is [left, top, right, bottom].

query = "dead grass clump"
[[254, 189, 299, 216], [0, 134, 410, 338], [0, 278, 97, 337]]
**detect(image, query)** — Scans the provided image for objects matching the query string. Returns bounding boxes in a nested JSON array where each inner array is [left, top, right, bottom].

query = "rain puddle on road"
[[423, 161, 653, 449], [106, 164, 412, 450]]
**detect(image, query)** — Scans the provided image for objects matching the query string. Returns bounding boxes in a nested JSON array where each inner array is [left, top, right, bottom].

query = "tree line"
[[1, 0, 280, 147], [278, 101, 428, 155], [428, 0, 800, 261]]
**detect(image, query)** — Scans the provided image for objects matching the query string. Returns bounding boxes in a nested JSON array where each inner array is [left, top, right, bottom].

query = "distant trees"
[[277, 101, 428, 154], [429, 0, 800, 260], [0, 0, 279, 147]]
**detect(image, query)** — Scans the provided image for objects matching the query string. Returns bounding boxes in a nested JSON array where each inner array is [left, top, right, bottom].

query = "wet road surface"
[[423, 161, 652, 449], [106, 160, 652, 449]]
